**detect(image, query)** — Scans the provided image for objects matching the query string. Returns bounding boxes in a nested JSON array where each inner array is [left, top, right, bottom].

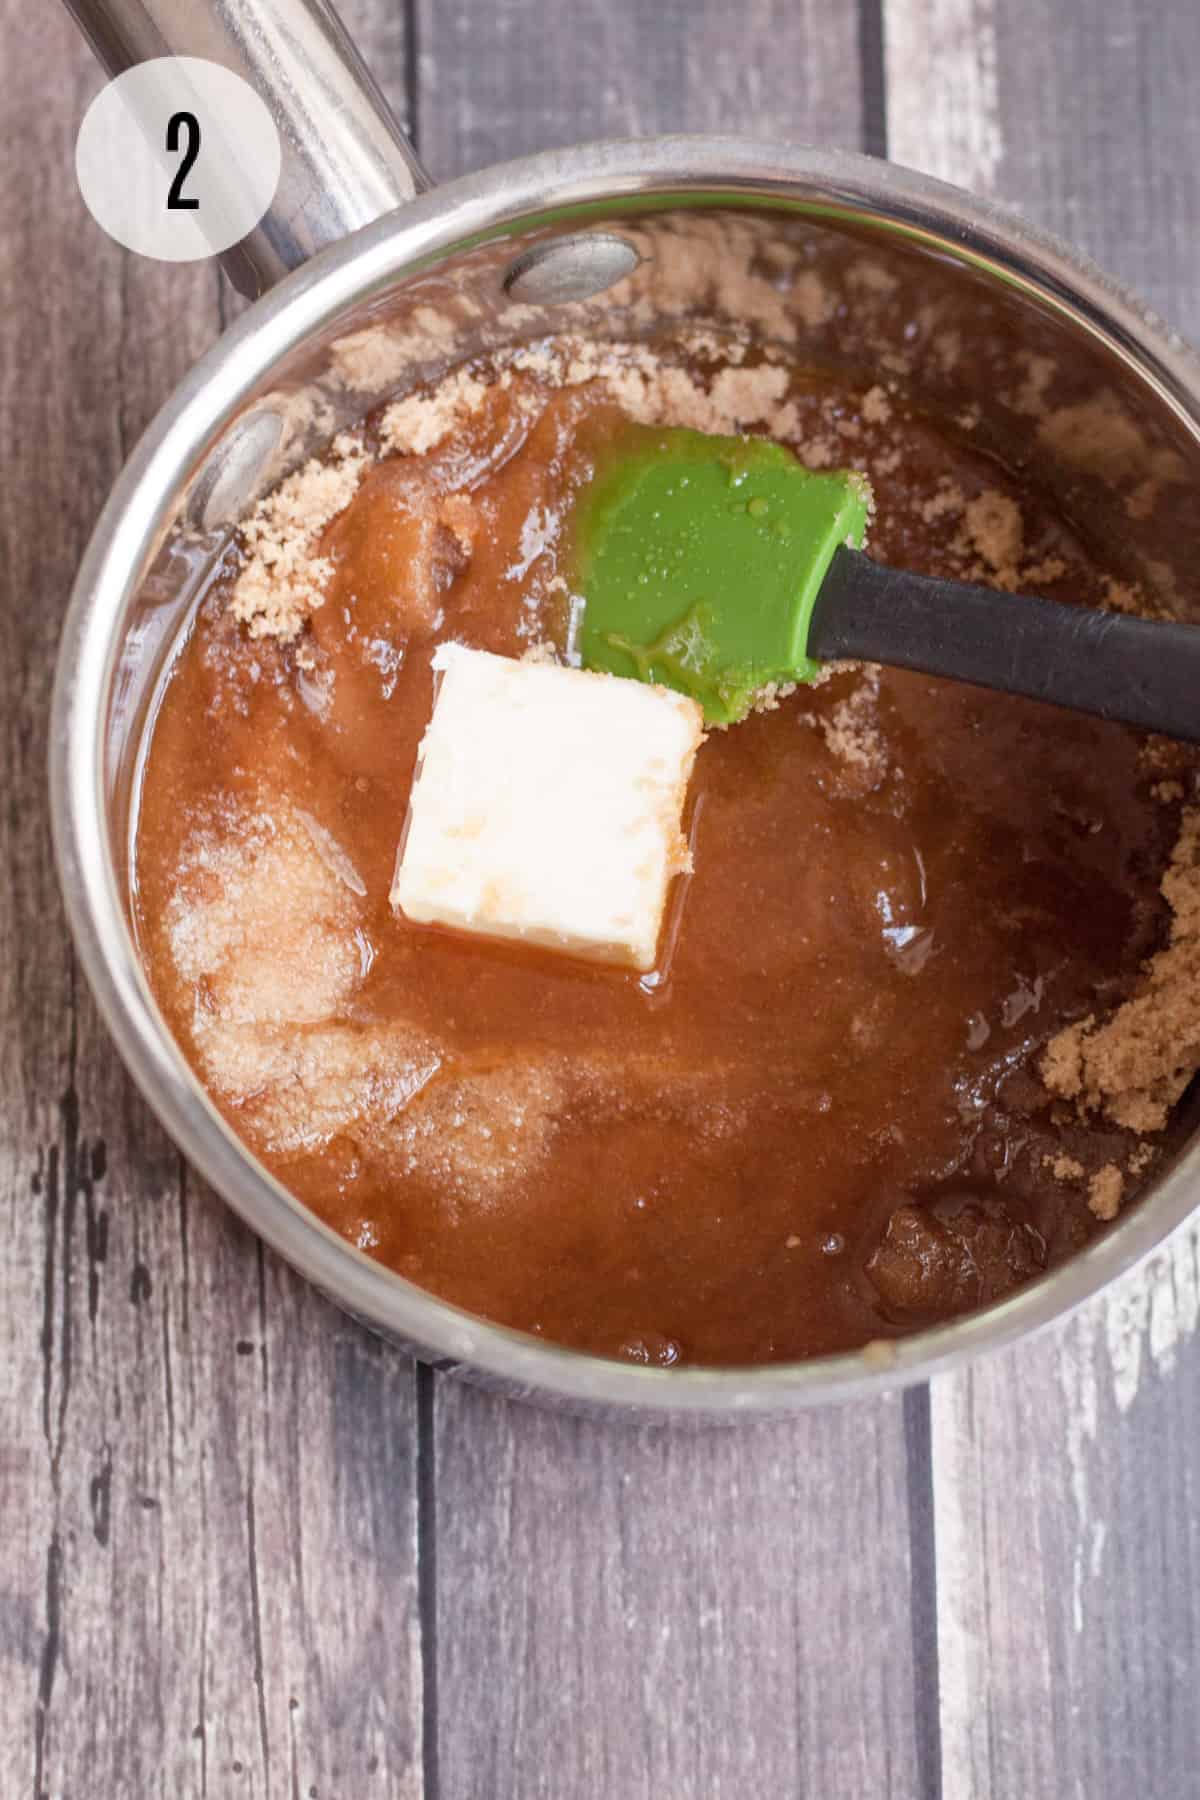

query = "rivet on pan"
[[502, 233, 642, 305], [190, 408, 284, 532]]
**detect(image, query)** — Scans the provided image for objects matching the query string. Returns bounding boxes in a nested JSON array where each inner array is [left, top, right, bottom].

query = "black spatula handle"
[[810, 546, 1200, 743]]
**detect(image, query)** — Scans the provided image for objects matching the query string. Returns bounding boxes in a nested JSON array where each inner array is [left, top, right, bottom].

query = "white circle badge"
[[76, 57, 282, 262]]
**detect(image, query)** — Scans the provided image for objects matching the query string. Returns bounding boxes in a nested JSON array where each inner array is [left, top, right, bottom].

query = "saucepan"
[[51, 0, 1200, 1416]]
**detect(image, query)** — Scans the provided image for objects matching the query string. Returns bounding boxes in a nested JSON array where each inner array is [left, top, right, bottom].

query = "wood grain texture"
[[888, 0, 1200, 336], [987, 0, 1200, 342], [433, 1385, 929, 1799], [414, 0, 867, 180], [885, 2, 1200, 1794], [0, 4, 423, 1796], [7, 1, 1200, 1796]]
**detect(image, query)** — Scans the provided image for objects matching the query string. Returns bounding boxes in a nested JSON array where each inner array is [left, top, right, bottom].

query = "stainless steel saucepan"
[[52, 0, 1200, 1417]]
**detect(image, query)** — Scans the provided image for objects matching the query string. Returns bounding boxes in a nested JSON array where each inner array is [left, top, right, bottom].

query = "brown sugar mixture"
[[134, 333, 1200, 1366]]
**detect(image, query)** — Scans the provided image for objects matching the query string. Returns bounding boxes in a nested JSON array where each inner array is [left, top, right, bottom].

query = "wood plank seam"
[[403, 0, 421, 151], [885, 5, 1200, 1797], [859, 0, 889, 159], [904, 1386, 944, 1800], [417, 1363, 441, 1800]]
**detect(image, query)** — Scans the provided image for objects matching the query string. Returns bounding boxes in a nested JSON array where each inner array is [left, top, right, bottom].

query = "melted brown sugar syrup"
[[134, 351, 1191, 1364]]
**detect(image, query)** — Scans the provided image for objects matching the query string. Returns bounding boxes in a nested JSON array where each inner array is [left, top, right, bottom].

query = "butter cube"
[[392, 644, 703, 970]]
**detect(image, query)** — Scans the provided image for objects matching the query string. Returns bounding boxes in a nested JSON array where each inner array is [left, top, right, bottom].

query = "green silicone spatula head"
[[573, 424, 872, 723], [571, 420, 1200, 745]]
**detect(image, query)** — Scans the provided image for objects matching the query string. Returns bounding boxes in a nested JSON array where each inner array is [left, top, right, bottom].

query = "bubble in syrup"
[[619, 1333, 681, 1367]]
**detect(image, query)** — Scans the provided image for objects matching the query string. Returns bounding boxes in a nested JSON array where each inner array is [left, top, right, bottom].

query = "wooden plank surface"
[[413, 0, 866, 179], [3, 0, 1200, 1796], [432, 1388, 930, 1800], [0, 5, 424, 1798], [885, 2, 1200, 1795]]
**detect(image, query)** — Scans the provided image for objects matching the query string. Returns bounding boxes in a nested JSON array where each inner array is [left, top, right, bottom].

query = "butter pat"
[[392, 644, 703, 970]]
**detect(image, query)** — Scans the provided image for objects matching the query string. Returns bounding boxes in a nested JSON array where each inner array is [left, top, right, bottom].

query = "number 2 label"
[[77, 59, 281, 260], [166, 110, 201, 211]]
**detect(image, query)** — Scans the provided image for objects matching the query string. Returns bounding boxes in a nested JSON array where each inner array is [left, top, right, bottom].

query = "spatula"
[[573, 424, 1200, 740]]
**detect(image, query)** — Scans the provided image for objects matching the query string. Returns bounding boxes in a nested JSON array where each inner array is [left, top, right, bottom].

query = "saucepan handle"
[[61, 0, 432, 297]]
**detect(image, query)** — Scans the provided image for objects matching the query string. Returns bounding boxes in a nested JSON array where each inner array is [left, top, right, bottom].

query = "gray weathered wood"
[[886, 1, 1200, 1794], [433, 1384, 930, 1800], [0, 4, 423, 1796], [6, 0, 1200, 1794], [415, 0, 866, 180]]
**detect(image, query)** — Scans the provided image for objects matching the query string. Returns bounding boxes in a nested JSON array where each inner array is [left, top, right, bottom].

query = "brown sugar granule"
[[1042, 808, 1200, 1133], [623, 357, 795, 435], [931, 329, 962, 377], [612, 213, 804, 342], [437, 493, 478, 557], [1103, 574, 1174, 624], [1127, 477, 1160, 522], [809, 668, 887, 791], [846, 259, 899, 296], [1041, 1026, 1087, 1106], [1008, 352, 1057, 418], [331, 303, 470, 394], [379, 367, 494, 455], [1101, 575, 1178, 623], [747, 680, 798, 716], [1038, 392, 1185, 517], [1044, 1153, 1085, 1183], [230, 433, 368, 641], [1127, 1142, 1157, 1180], [1088, 1164, 1124, 1222], [708, 364, 794, 430], [962, 490, 1024, 580], [792, 270, 835, 329], [1101, 578, 1145, 616], [1140, 736, 1197, 782], [508, 338, 800, 437], [919, 479, 965, 524], [799, 436, 839, 470], [860, 384, 892, 425], [1037, 391, 1147, 480], [1020, 554, 1068, 586], [679, 327, 749, 364]]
